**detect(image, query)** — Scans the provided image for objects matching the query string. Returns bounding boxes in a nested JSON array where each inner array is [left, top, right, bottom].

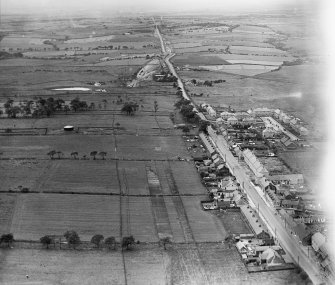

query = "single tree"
[[56, 151, 63, 159], [199, 121, 210, 134], [64, 105, 70, 114], [91, 234, 104, 248], [160, 237, 171, 250], [40, 235, 53, 249], [64, 230, 81, 249], [47, 150, 57, 159], [122, 235, 135, 250], [105, 236, 116, 250], [71, 152, 78, 159], [181, 125, 191, 135], [99, 151, 107, 160], [90, 151, 98, 160], [153, 100, 159, 113], [0, 233, 14, 247]]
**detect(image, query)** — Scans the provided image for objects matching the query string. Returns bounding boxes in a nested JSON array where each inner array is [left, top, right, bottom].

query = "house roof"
[[243, 149, 268, 176], [227, 116, 238, 121], [312, 232, 326, 247]]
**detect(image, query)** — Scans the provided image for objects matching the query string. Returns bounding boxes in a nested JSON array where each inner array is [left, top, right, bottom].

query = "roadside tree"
[[40, 235, 53, 249], [122, 235, 135, 250]]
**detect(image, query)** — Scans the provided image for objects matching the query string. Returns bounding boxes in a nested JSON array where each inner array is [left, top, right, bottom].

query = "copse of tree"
[[70, 98, 88, 112], [47, 150, 57, 159], [122, 236, 135, 250], [199, 121, 210, 134], [174, 98, 191, 109], [91, 234, 104, 248], [0, 233, 14, 247], [160, 237, 171, 250], [64, 230, 81, 249], [181, 125, 191, 134], [121, 102, 138, 115]]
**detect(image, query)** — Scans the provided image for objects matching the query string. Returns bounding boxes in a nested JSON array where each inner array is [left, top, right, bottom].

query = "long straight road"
[[156, 26, 325, 284]]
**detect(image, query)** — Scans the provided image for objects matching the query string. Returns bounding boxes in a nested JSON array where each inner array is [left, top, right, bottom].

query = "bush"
[[300, 271, 308, 280]]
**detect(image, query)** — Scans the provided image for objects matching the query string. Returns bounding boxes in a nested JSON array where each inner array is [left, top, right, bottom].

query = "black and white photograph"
[[0, 0, 334, 284]]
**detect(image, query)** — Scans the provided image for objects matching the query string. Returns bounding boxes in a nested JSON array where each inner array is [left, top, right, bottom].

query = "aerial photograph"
[[0, 0, 334, 284]]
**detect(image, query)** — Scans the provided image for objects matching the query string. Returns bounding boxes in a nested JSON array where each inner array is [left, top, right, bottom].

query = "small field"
[[216, 210, 253, 235], [0, 193, 17, 233]]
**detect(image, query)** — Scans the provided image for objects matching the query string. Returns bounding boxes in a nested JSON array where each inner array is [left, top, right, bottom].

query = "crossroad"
[[155, 25, 325, 284]]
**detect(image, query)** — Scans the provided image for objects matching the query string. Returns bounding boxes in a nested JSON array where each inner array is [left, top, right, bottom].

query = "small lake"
[[52, 87, 91, 91]]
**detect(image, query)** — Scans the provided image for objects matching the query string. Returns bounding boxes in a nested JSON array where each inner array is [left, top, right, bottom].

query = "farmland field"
[[0, 7, 325, 285], [0, 245, 305, 285], [10, 194, 121, 241]]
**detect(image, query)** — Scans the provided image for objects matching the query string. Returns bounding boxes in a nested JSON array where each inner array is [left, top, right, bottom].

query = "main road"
[[155, 26, 325, 284]]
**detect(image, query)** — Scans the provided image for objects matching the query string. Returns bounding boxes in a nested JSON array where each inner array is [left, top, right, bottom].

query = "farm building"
[[270, 173, 304, 185], [312, 232, 326, 252], [242, 149, 269, 178]]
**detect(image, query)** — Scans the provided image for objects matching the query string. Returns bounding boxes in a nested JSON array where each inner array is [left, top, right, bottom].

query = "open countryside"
[[0, 1, 332, 285]]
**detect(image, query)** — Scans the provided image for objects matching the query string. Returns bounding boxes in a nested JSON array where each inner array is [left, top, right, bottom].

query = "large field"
[[0, 245, 305, 285]]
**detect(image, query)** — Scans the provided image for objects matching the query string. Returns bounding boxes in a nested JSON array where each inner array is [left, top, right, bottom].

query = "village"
[[176, 98, 331, 277]]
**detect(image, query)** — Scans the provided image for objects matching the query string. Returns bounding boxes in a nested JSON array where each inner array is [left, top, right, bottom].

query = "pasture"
[[0, 160, 49, 191], [10, 194, 121, 241]]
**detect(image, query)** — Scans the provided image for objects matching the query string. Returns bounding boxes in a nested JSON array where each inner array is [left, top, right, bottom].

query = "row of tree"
[[1, 97, 94, 119], [40, 232, 136, 250], [2, 232, 172, 251], [47, 150, 107, 160]]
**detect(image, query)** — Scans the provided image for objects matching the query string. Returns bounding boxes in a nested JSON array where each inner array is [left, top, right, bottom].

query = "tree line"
[[47, 150, 107, 160], [1, 97, 95, 119]]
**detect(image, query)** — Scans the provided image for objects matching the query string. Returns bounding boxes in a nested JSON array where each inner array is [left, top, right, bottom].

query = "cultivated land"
[[0, 12, 312, 285]]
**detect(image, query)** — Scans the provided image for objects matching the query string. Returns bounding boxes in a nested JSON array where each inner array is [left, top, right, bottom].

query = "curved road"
[[155, 26, 325, 284]]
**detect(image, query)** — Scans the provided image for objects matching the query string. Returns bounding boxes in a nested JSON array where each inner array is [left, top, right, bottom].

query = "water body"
[[52, 87, 91, 91]]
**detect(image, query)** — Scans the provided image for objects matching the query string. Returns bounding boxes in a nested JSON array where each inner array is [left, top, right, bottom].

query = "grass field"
[[0, 245, 306, 285], [10, 194, 120, 241], [0, 160, 49, 191], [0, 194, 17, 233]]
